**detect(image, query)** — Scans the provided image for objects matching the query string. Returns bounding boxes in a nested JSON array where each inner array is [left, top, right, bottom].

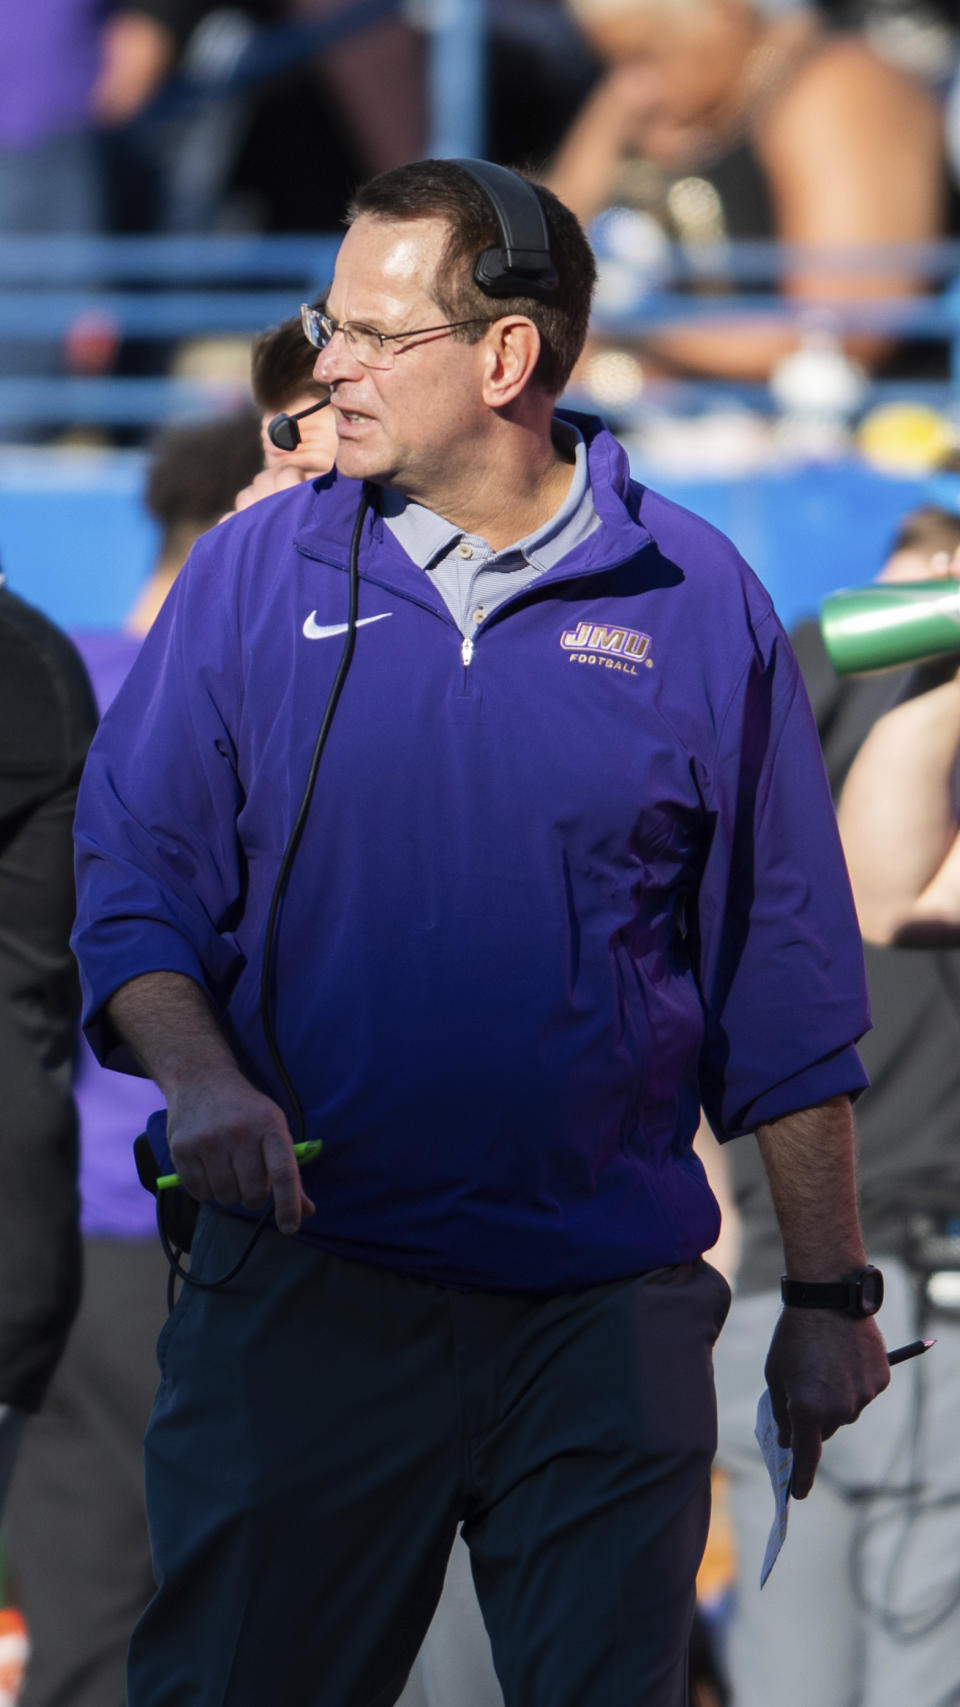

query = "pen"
[[887, 1338, 937, 1366], [156, 1138, 324, 1192]]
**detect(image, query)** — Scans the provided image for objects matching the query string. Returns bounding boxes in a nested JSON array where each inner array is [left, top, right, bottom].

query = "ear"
[[479, 317, 542, 408]]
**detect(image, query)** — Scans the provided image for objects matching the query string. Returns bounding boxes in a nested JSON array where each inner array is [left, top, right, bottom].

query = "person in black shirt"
[[0, 581, 98, 1510]]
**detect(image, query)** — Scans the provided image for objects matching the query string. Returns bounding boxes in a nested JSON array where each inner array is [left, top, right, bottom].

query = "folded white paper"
[[755, 1387, 793, 1587]]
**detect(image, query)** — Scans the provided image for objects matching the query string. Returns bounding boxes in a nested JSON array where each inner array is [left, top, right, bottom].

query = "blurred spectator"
[[485, 0, 600, 176], [0, 584, 98, 1511], [224, 0, 426, 235], [288, 0, 424, 178], [0, 2, 206, 396], [1, 409, 263, 1707], [836, 510, 960, 942], [820, 0, 957, 86], [714, 485, 960, 1707], [246, 311, 337, 490], [549, 0, 946, 381], [103, 1, 267, 236]]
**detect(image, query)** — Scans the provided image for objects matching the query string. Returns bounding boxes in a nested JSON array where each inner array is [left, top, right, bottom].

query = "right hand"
[[764, 1306, 890, 1499], [167, 1070, 315, 1236], [594, 64, 700, 161]]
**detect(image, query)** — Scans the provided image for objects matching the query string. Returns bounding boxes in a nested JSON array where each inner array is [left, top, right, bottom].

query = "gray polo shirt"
[[381, 420, 600, 639]]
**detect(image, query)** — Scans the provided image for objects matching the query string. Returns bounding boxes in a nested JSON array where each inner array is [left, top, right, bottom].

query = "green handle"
[[821, 580, 960, 675], [156, 1137, 324, 1192]]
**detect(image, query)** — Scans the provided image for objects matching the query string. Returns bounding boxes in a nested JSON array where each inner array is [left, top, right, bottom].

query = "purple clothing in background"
[[0, 1, 104, 147], [72, 630, 160, 1237]]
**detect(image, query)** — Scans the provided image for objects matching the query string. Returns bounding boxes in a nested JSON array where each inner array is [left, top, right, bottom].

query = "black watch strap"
[[780, 1265, 884, 1318]]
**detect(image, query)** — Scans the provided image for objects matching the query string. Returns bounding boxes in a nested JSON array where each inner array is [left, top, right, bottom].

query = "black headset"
[[450, 158, 559, 302], [267, 161, 558, 450]]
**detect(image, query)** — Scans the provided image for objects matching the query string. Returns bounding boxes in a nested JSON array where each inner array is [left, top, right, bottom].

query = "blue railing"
[[3, 233, 960, 428]]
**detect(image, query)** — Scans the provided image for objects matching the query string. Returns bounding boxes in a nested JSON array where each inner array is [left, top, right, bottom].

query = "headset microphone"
[[267, 396, 330, 452]]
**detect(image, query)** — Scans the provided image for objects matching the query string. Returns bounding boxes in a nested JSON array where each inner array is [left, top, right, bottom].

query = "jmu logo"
[[560, 621, 653, 676]]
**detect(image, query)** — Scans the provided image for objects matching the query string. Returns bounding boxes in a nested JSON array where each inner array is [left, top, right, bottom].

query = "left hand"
[[764, 1307, 890, 1499]]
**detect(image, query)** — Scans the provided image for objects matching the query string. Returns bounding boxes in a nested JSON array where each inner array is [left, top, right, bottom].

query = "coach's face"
[[313, 214, 494, 506]]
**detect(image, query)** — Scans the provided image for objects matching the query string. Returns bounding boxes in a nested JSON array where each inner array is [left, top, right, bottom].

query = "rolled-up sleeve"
[[696, 615, 870, 1140]]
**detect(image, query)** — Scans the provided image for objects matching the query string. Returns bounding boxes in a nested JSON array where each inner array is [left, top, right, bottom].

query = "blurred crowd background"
[[4, 0, 960, 630], [5, 3, 960, 1705]]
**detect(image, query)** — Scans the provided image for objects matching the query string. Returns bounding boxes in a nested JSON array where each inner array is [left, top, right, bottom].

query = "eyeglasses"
[[300, 303, 492, 371]]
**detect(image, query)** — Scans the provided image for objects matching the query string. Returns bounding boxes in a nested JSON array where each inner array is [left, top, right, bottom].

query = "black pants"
[[131, 1210, 730, 1707], [5, 1237, 168, 1707]]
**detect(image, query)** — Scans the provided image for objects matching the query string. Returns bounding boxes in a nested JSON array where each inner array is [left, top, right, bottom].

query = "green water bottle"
[[821, 580, 960, 675]]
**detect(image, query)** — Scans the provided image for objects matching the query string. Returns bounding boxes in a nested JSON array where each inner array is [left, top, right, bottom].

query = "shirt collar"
[[381, 419, 596, 574]]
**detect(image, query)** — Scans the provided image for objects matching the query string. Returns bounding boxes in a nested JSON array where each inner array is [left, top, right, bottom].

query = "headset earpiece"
[[450, 159, 559, 303]]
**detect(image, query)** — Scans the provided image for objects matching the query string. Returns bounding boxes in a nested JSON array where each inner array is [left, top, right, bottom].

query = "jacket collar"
[[293, 411, 652, 600]]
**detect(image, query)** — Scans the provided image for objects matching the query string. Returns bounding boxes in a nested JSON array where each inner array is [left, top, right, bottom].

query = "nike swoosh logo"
[[302, 611, 393, 640]]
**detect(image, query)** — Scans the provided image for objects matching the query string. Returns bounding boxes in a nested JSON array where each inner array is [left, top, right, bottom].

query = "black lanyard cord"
[[159, 481, 373, 1307]]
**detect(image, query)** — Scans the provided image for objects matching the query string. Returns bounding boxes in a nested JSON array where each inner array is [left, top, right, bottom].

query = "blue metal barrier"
[[0, 447, 929, 635], [427, 0, 488, 160], [0, 379, 248, 429], [0, 235, 341, 284], [2, 232, 960, 428]]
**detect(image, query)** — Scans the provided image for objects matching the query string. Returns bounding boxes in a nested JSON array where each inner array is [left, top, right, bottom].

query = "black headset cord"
[[160, 481, 373, 1306]]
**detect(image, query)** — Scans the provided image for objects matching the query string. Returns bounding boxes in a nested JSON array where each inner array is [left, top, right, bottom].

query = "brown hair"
[[891, 508, 960, 558], [891, 452, 960, 557], [145, 411, 262, 560], [347, 160, 596, 397], [250, 315, 327, 414]]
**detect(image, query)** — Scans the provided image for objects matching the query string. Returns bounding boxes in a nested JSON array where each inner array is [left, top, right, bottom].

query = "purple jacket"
[[73, 415, 869, 1291]]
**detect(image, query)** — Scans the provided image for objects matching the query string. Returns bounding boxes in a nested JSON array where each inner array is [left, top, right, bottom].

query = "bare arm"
[[552, 41, 943, 382], [548, 65, 652, 226], [108, 970, 313, 1234], [837, 666, 960, 943], [755, 1095, 889, 1498], [649, 47, 943, 380]]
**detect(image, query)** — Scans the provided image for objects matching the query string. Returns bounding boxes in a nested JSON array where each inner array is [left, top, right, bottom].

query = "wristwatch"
[[780, 1265, 884, 1318]]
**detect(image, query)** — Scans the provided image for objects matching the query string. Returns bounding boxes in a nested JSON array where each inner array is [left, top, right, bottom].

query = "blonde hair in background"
[[566, 0, 704, 20], [565, 0, 807, 21]]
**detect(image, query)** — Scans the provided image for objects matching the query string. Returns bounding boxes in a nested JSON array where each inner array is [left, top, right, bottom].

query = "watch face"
[[859, 1267, 884, 1314]]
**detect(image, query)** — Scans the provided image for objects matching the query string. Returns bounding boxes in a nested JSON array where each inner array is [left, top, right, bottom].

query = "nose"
[[312, 329, 362, 387]]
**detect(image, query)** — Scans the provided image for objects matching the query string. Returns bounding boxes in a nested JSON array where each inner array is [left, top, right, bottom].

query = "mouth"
[[332, 405, 376, 438], [329, 388, 373, 429]]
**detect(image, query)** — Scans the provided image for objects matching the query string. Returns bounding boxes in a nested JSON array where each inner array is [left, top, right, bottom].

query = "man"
[[714, 487, 960, 1707], [72, 159, 889, 1707], [0, 580, 97, 1508], [245, 314, 494, 1707]]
